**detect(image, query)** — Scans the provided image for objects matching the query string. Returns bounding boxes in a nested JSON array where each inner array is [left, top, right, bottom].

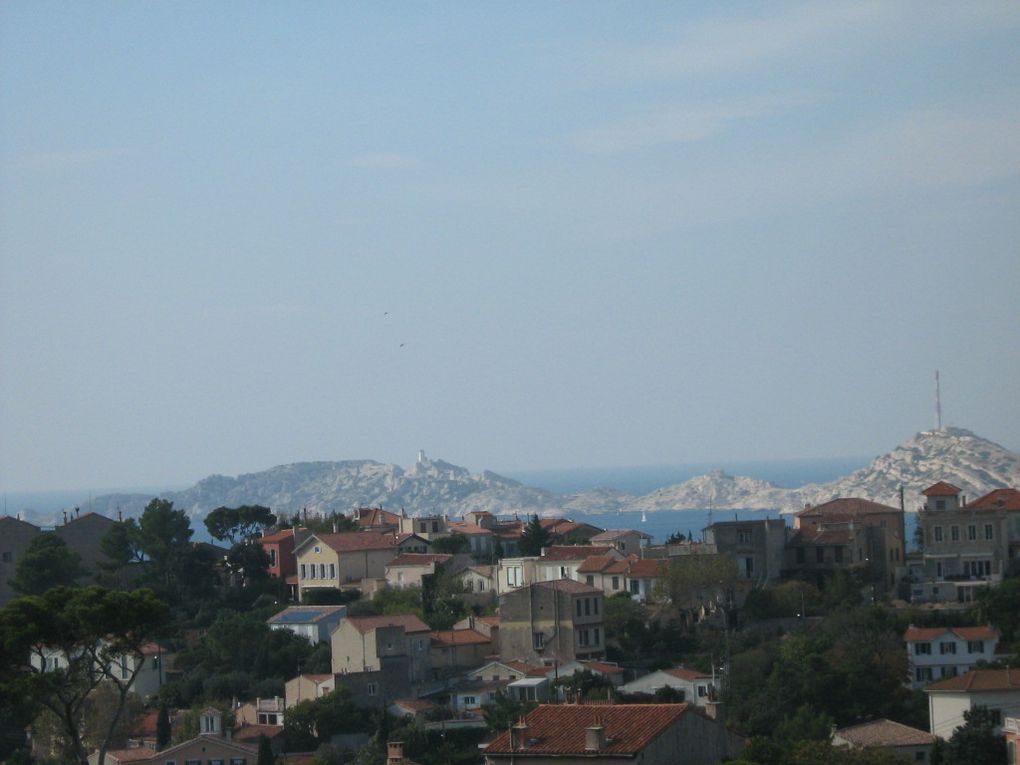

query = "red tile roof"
[[923, 482, 963, 497], [356, 507, 401, 527], [305, 531, 400, 553], [665, 667, 711, 682], [591, 529, 651, 542], [834, 719, 935, 747], [577, 555, 620, 574], [541, 546, 614, 561], [483, 704, 689, 755], [904, 626, 999, 642], [535, 579, 601, 594], [447, 522, 492, 536], [430, 629, 491, 646], [796, 497, 901, 519], [502, 660, 550, 676], [967, 488, 1020, 512], [234, 725, 285, 742], [261, 528, 301, 543], [926, 669, 1020, 692], [346, 614, 430, 634], [627, 559, 667, 578], [581, 661, 624, 675]]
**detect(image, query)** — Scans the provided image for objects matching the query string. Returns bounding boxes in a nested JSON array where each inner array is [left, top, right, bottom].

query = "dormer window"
[[314, 545, 321, 553]]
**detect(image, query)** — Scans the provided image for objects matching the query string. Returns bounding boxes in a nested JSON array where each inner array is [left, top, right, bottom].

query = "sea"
[[3, 455, 920, 547]]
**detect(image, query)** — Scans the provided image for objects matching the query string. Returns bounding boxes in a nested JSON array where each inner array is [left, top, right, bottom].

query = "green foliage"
[[9, 535, 86, 595], [553, 669, 614, 701], [657, 553, 737, 617], [205, 505, 277, 544], [771, 580, 822, 618], [518, 515, 552, 557], [283, 688, 368, 750], [302, 588, 361, 606], [430, 535, 470, 554], [349, 587, 424, 619], [0, 586, 169, 765], [976, 575, 1020, 640], [156, 703, 171, 750], [301, 512, 359, 535], [257, 734, 275, 765], [482, 692, 535, 734], [942, 705, 1007, 765], [823, 569, 866, 610]]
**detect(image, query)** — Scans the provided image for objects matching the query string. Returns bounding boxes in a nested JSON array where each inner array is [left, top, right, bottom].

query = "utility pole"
[[935, 370, 943, 431]]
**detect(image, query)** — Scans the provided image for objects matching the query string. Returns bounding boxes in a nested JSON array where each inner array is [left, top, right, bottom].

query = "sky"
[[2, 2, 1019, 492]]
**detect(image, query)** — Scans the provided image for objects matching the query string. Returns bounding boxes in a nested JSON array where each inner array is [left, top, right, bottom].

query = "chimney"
[[75, 506, 80, 519], [585, 718, 606, 752], [387, 742, 404, 765], [62, 509, 68, 525], [511, 717, 529, 750]]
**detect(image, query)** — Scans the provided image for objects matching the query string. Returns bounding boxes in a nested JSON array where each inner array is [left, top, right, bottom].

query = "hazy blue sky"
[[2, 2, 1019, 492]]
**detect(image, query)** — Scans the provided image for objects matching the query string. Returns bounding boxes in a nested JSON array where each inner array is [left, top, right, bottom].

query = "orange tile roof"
[[447, 522, 493, 536], [535, 579, 601, 594], [234, 725, 285, 742], [904, 626, 998, 642], [356, 507, 401, 526], [665, 667, 711, 682], [627, 559, 667, 578], [923, 482, 963, 497], [581, 661, 624, 675], [261, 528, 301, 543], [430, 629, 491, 646], [484, 704, 689, 755], [591, 529, 651, 542], [346, 614, 430, 634], [105, 749, 158, 763], [926, 669, 1020, 692], [967, 488, 1020, 512], [388, 553, 453, 567], [502, 660, 549, 676], [796, 497, 901, 519], [577, 555, 619, 574], [305, 531, 400, 553], [542, 546, 614, 561], [835, 719, 935, 747]]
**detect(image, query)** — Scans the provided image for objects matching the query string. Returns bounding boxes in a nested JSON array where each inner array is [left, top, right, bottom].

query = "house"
[[430, 627, 493, 674], [450, 679, 504, 714], [507, 675, 553, 702], [618, 667, 714, 706], [925, 669, 1020, 738], [703, 518, 788, 585], [32, 641, 172, 700], [53, 510, 118, 583], [577, 555, 630, 595], [624, 558, 669, 602], [397, 512, 451, 541], [832, 719, 935, 763], [590, 529, 651, 555], [496, 556, 540, 594], [535, 546, 624, 585], [354, 507, 402, 531], [785, 497, 905, 593], [235, 696, 286, 726], [904, 625, 999, 688], [481, 703, 743, 765], [384, 553, 454, 589], [915, 483, 1020, 602], [294, 531, 429, 598], [499, 580, 605, 665], [330, 614, 432, 700], [0, 516, 41, 606], [542, 518, 606, 544], [1005, 717, 1020, 765], [89, 708, 256, 765], [455, 564, 497, 607], [554, 660, 626, 688], [267, 605, 347, 644], [284, 673, 337, 708], [469, 659, 547, 684], [448, 512, 524, 558], [260, 527, 306, 581], [453, 614, 500, 643]]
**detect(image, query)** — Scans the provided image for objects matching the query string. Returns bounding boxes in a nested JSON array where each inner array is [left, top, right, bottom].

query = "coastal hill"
[[53, 428, 1020, 525]]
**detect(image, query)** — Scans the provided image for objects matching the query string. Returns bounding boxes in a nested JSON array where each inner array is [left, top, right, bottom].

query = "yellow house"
[[295, 531, 429, 598]]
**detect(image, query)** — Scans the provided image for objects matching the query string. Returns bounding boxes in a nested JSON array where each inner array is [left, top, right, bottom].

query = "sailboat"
[[640, 510, 647, 523]]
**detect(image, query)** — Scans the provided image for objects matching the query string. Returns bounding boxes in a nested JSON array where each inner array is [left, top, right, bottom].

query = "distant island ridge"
[[5, 428, 1019, 529]]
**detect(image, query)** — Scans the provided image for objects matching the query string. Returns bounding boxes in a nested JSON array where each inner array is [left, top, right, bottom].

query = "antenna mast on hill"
[[935, 370, 943, 431]]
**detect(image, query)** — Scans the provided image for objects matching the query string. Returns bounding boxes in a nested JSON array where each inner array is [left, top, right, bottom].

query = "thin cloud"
[[573, 95, 803, 153], [16, 147, 132, 172], [350, 152, 419, 169]]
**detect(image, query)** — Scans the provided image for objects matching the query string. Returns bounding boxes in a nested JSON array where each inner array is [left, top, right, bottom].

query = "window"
[[738, 530, 752, 544], [985, 524, 994, 540], [329, 563, 336, 579], [319, 563, 326, 579], [593, 597, 599, 615], [269, 549, 277, 567], [968, 640, 985, 653], [478, 579, 486, 591], [940, 642, 957, 655], [584, 599, 591, 616], [560, 566, 568, 578], [934, 527, 943, 542], [314, 545, 321, 553], [796, 547, 805, 564], [576, 600, 583, 617], [209, 759, 224, 765], [935, 499, 946, 510], [432, 521, 439, 533], [915, 667, 933, 682], [506, 567, 522, 587], [462, 696, 476, 706], [941, 666, 958, 678], [816, 547, 825, 563], [165, 760, 177, 765], [578, 629, 589, 647], [630, 580, 640, 594], [697, 685, 708, 697], [951, 526, 959, 541], [593, 627, 600, 645], [186, 760, 201, 765], [300, 564, 306, 579], [916, 751, 927, 762], [367, 682, 378, 696], [968, 525, 977, 541], [533, 632, 545, 650], [936, 562, 944, 578], [419, 522, 427, 533], [586, 575, 594, 586], [120, 655, 129, 679], [230, 759, 247, 765], [620, 541, 626, 550], [611, 576, 620, 590], [990, 709, 1002, 726], [834, 547, 844, 563], [915, 642, 931, 655]]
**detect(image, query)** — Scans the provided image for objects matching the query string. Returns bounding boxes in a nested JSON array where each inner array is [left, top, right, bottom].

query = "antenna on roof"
[[935, 370, 943, 431]]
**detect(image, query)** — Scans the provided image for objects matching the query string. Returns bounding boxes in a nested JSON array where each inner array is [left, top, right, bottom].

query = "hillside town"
[[3, 480, 1020, 765]]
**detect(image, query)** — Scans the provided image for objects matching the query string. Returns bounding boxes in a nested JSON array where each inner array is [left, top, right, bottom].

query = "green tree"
[[656, 554, 737, 620], [9, 535, 86, 595], [97, 519, 145, 588], [518, 515, 552, 557], [283, 688, 367, 750], [942, 705, 1007, 765], [481, 692, 535, 734], [430, 535, 470, 555], [976, 576, 1020, 640], [257, 734, 275, 765], [602, 592, 648, 655], [204, 505, 277, 545], [156, 703, 171, 750], [0, 586, 169, 765]]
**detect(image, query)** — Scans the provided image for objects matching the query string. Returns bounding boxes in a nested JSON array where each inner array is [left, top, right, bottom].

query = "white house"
[[31, 641, 171, 699], [904, 625, 999, 688], [618, 667, 715, 707], [926, 669, 1020, 739], [267, 605, 347, 644]]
